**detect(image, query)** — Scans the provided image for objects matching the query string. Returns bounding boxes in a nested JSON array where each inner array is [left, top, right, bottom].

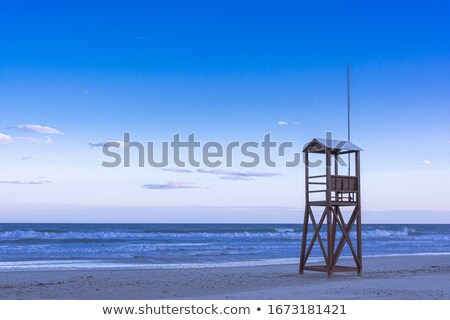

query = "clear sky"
[[0, 1, 449, 223]]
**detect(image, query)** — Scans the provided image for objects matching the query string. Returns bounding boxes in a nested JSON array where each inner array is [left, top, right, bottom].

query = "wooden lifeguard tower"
[[299, 138, 362, 277]]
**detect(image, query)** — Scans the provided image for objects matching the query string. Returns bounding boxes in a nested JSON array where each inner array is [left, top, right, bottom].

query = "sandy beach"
[[0, 255, 449, 300]]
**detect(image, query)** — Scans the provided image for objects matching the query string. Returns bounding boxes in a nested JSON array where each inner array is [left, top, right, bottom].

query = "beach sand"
[[0, 255, 449, 300]]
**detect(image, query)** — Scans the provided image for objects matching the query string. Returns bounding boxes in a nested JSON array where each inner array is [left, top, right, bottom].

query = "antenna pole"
[[347, 64, 351, 176]]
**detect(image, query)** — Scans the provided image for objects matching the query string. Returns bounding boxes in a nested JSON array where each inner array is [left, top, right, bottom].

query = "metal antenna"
[[347, 64, 351, 176]]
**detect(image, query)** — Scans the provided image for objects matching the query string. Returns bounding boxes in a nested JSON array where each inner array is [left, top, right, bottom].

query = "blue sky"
[[0, 1, 449, 222]]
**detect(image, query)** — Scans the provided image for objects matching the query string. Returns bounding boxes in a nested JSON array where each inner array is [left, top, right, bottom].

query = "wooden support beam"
[[303, 265, 359, 273], [308, 208, 329, 265], [333, 206, 361, 268], [303, 206, 327, 264], [332, 206, 359, 267], [326, 148, 333, 277], [356, 150, 362, 275], [300, 151, 309, 274], [299, 204, 309, 274]]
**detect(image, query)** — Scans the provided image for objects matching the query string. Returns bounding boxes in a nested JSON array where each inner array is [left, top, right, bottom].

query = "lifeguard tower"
[[299, 137, 362, 277]]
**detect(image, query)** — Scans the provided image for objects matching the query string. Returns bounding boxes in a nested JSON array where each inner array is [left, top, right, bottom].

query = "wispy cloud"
[[142, 181, 200, 190], [219, 175, 253, 181], [161, 168, 193, 173], [0, 132, 52, 144], [197, 168, 281, 180], [419, 159, 431, 165], [16, 124, 63, 135], [21, 155, 38, 161], [0, 180, 51, 185], [88, 141, 128, 148], [0, 133, 14, 144], [15, 136, 53, 144], [88, 142, 106, 148], [277, 120, 299, 126]]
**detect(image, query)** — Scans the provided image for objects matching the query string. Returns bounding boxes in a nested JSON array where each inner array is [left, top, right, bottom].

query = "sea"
[[0, 224, 449, 271]]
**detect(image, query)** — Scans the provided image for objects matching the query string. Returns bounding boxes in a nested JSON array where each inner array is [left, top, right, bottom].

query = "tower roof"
[[303, 138, 362, 154]]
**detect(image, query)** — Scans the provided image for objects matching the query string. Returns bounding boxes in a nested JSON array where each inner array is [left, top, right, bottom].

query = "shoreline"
[[1, 255, 450, 299], [1, 253, 450, 272]]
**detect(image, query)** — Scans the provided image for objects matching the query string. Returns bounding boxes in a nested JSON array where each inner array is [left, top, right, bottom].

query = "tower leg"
[[326, 206, 333, 277], [329, 206, 337, 278], [356, 206, 362, 275], [299, 204, 309, 275]]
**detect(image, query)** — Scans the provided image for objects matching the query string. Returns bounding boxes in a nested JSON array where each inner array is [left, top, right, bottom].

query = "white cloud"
[[88, 140, 128, 148], [0, 180, 51, 185], [197, 168, 282, 180], [420, 159, 431, 165], [0, 133, 14, 144], [162, 168, 193, 173], [142, 181, 200, 190], [0, 132, 53, 144], [43, 136, 53, 143], [14, 136, 53, 144], [17, 124, 63, 135], [278, 121, 288, 125], [21, 156, 38, 161], [14, 137, 38, 143]]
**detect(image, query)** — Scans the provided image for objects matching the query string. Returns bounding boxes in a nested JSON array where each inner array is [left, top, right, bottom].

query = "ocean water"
[[0, 224, 449, 271]]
